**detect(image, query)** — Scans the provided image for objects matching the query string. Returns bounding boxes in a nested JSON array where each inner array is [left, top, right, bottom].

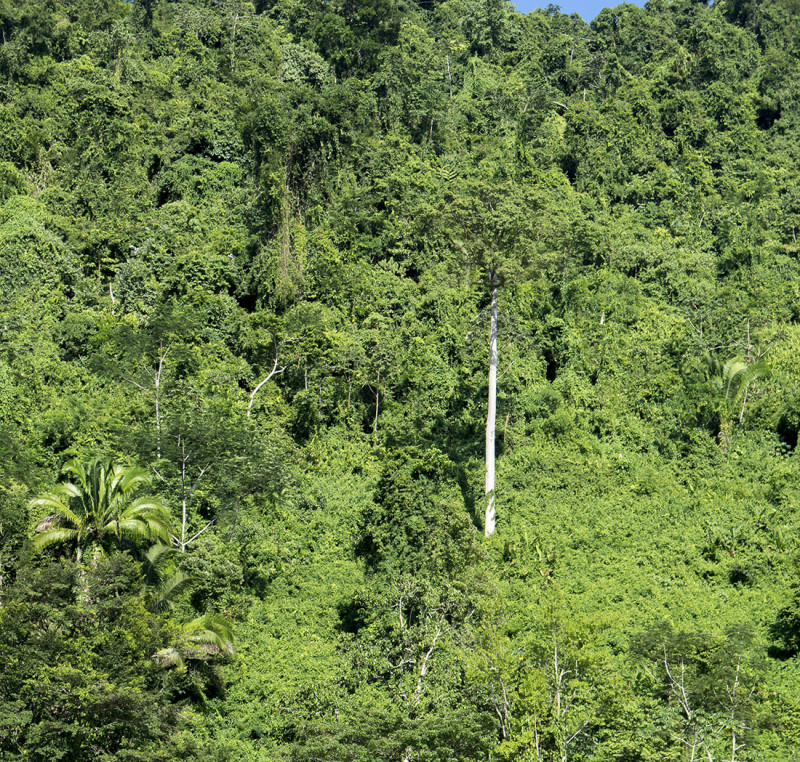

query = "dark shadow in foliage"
[[355, 446, 482, 580], [336, 595, 369, 636], [770, 583, 800, 658], [776, 395, 800, 451], [288, 703, 495, 762], [453, 463, 479, 534], [0, 556, 177, 762], [756, 101, 781, 130], [729, 563, 755, 587]]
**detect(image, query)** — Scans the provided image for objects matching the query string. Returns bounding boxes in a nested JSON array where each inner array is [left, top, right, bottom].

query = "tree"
[[248, 335, 288, 418], [29, 458, 171, 565], [704, 353, 771, 451], [151, 396, 288, 552], [0, 555, 169, 761], [154, 612, 236, 702], [123, 340, 171, 459], [154, 434, 218, 554], [633, 625, 764, 761], [448, 179, 538, 537], [155, 612, 235, 664]]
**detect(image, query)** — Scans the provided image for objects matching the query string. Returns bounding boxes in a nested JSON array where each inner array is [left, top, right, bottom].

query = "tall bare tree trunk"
[[485, 271, 498, 537], [374, 371, 380, 434], [154, 342, 168, 459]]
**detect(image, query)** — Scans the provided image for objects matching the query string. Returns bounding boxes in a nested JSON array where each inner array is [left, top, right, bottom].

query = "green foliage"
[[632, 624, 767, 759], [0, 556, 174, 761], [3, 0, 800, 758]]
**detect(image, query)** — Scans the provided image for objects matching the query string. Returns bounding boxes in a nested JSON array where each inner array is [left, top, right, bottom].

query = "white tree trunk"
[[154, 341, 168, 459], [485, 272, 498, 537], [157, 438, 216, 553], [122, 341, 170, 460]]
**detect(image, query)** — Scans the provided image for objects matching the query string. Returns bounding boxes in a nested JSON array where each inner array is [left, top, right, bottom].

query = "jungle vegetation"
[[2, 0, 800, 759]]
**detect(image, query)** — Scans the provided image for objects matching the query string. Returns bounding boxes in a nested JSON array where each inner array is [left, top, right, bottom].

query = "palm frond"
[[142, 542, 189, 609], [736, 358, 771, 389], [54, 482, 83, 500], [149, 570, 192, 613], [113, 518, 170, 543], [722, 358, 748, 401], [116, 465, 152, 493], [31, 499, 83, 528], [153, 646, 185, 669], [124, 496, 171, 520], [142, 542, 173, 587], [28, 494, 69, 512], [61, 458, 87, 483], [161, 569, 191, 600], [32, 527, 79, 551], [184, 613, 235, 655], [144, 542, 176, 570]]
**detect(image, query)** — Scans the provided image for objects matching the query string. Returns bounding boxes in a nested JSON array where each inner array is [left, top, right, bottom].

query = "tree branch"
[[248, 339, 287, 418]]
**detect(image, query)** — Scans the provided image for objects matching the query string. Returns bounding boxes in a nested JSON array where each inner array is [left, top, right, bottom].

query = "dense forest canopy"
[[2, 0, 800, 758]]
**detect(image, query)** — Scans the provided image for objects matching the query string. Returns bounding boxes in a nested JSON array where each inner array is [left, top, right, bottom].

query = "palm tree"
[[140, 543, 235, 700], [183, 613, 236, 657], [154, 612, 235, 665], [153, 612, 235, 701], [705, 354, 771, 451], [141, 542, 191, 612], [30, 458, 171, 565]]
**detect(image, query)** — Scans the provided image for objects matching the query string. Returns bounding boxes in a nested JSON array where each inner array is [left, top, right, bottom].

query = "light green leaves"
[[29, 457, 171, 561]]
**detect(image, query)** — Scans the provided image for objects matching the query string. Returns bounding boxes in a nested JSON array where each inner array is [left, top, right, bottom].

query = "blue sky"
[[512, 0, 644, 22]]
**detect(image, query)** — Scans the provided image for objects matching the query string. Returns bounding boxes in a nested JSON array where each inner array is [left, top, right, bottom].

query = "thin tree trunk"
[[485, 271, 498, 537], [719, 418, 732, 453], [154, 342, 168, 459], [229, 498, 241, 542], [373, 371, 380, 434], [75, 546, 90, 605], [446, 54, 453, 97], [180, 446, 188, 551], [157, 442, 215, 553], [123, 342, 170, 460]]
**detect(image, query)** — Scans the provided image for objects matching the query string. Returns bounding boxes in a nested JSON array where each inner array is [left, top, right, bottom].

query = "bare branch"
[[566, 720, 590, 746], [248, 339, 287, 418], [187, 461, 214, 500], [151, 467, 169, 485], [122, 376, 149, 392], [185, 518, 216, 546]]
